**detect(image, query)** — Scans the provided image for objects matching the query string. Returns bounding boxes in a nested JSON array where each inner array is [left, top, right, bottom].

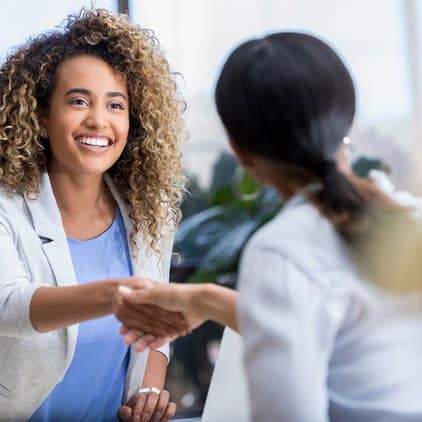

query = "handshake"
[[112, 278, 209, 351]]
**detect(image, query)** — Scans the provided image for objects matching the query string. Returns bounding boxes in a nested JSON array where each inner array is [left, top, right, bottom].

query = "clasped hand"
[[112, 277, 205, 352]]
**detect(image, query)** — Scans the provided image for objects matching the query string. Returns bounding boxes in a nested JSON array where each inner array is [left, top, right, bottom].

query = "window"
[[132, 0, 421, 189]]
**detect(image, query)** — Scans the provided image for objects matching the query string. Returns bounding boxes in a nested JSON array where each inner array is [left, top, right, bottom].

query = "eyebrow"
[[65, 88, 128, 101]]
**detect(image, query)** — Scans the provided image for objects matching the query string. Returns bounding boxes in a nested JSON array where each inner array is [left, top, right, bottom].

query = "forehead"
[[54, 55, 127, 94]]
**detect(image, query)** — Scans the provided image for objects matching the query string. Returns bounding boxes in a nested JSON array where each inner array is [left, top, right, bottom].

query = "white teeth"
[[77, 137, 110, 147]]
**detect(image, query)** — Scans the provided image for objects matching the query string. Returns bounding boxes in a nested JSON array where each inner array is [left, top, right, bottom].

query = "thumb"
[[114, 277, 155, 289], [116, 276, 154, 290], [118, 405, 132, 420], [118, 285, 155, 304]]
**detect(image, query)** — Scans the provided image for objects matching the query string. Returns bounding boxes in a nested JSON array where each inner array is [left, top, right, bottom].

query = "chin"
[[79, 158, 120, 175]]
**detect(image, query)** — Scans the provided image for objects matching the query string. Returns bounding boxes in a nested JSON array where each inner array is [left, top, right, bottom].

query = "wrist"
[[191, 283, 214, 320], [98, 279, 119, 313], [191, 283, 238, 330]]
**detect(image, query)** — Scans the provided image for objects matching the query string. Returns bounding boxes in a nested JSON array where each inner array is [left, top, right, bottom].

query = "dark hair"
[[215, 32, 405, 241]]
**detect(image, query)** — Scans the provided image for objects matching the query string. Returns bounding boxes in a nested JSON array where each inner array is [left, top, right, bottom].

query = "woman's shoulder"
[[0, 187, 25, 215], [242, 201, 356, 286], [0, 187, 31, 233], [246, 200, 341, 254]]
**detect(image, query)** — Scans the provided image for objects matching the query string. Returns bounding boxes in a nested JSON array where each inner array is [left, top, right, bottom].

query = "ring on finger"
[[137, 387, 161, 395]]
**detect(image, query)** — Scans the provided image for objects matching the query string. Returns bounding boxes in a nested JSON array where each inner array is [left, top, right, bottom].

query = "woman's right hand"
[[115, 280, 207, 350], [112, 277, 191, 339]]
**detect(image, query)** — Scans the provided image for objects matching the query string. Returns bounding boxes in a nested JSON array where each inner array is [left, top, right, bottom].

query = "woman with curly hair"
[[0, 8, 186, 421]]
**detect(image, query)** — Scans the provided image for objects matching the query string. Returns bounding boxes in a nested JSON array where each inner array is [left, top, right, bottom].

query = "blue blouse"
[[30, 208, 133, 421]]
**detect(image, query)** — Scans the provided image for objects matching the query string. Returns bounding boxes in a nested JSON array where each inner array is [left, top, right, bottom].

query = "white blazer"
[[0, 172, 172, 421], [238, 193, 422, 422]]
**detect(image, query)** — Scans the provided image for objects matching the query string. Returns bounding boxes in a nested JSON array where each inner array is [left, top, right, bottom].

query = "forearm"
[[142, 349, 167, 389], [30, 279, 118, 333], [193, 284, 239, 332]]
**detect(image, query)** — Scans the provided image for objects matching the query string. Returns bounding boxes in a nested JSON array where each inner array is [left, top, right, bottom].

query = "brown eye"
[[69, 98, 88, 106], [109, 102, 125, 110]]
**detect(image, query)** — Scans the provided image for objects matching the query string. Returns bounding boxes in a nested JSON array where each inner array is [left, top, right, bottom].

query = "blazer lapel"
[[24, 172, 78, 366], [24, 173, 77, 287]]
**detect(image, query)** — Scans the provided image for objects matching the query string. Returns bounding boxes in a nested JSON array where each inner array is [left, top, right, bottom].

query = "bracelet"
[[137, 387, 161, 395]]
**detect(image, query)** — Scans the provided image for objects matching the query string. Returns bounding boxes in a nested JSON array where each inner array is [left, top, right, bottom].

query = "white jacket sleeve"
[[0, 222, 43, 337], [155, 231, 175, 361], [238, 246, 339, 422]]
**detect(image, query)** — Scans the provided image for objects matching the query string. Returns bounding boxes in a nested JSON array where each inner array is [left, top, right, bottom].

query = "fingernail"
[[120, 412, 131, 420], [118, 285, 133, 296], [142, 413, 150, 422], [134, 415, 141, 422], [124, 334, 135, 344]]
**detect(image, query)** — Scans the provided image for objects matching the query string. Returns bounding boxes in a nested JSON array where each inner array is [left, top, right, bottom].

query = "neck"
[[48, 168, 113, 217], [249, 155, 316, 201]]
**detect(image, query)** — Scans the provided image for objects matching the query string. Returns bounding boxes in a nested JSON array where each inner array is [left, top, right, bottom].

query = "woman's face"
[[43, 54, 130, 177]]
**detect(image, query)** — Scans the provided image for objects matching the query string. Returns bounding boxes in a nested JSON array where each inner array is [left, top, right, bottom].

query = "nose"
[[83, 104, 108, 129]]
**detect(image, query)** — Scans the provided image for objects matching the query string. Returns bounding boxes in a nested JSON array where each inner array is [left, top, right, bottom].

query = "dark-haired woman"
[[0, 8, 186, 421], [117, 32, 422, 421]]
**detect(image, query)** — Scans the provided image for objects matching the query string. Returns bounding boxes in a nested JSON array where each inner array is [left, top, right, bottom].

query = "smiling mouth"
[[75, 136, 113, 147]]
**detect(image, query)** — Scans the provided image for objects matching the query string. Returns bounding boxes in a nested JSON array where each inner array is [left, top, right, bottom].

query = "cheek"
[[47, 112, 77, 137], [118, 116, 130, 143], [122, 122, 130, 140], [114, 120, 129, 153]]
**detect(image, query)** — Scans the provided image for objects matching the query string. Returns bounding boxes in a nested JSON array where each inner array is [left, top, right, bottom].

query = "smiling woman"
[[0, 8, 186, 421]]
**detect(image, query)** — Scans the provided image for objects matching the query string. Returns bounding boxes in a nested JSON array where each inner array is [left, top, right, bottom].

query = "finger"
[[119, 283, 155, 304], [148, 305, 187, 326], [132, 391, 148, 421], [149, 336, 173, 350], [151, 390, 169, 422], [116, 277, 155, 290], [160, 402, 176, 422], [124, 332, 165, 348], [116, 315, 169, 338], [139, 390, 160, 422], [133, 339, 150, 353], [135, 335, 167, 352], [123, 303, 188, 332], [134, 334, 157, 352], [120, 325, 130, 335], [118, 405, 133, 420], [123, 329, 144, 345], [116, 305, 182, 335], [116, 299, 189, 332]]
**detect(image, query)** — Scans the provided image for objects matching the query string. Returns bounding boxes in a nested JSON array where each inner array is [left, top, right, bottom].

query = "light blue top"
[[30, 208, 133, 422]]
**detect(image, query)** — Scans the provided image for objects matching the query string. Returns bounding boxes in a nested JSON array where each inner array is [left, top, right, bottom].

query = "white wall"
[[131, 0, 420, 187]]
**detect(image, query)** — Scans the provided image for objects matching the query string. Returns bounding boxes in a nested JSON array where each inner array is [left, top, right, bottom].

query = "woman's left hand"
[[118, 388, 176, 421]]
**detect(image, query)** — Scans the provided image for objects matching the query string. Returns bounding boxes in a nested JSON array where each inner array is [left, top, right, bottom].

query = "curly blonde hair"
[[0, 8, 186, 252]]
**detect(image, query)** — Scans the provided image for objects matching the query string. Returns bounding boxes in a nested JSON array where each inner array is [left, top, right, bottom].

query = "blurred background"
[[2, 0, 421, 418]]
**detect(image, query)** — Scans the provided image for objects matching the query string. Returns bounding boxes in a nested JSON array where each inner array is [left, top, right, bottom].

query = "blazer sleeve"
[[0, 221, 44, 337], [237, 245, 339, 422], [154, 230, 175, 361]]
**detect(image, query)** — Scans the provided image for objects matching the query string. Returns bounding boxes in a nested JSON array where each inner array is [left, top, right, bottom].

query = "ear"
[[37, 108, 48, 130], [335, 142, 352, 174]]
